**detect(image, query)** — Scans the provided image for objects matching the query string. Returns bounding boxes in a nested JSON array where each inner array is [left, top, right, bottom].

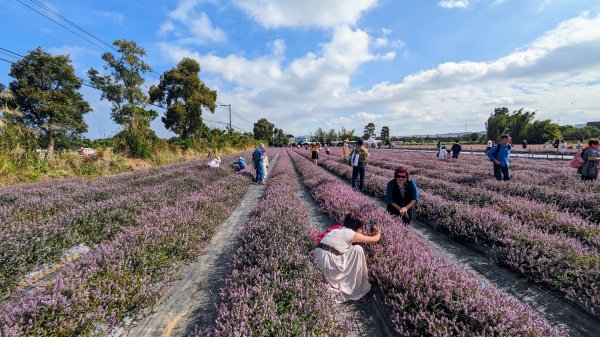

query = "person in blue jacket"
[[385, 166, 419, 224], [487, 134, 512, 181], [252, 144, 265, 184]]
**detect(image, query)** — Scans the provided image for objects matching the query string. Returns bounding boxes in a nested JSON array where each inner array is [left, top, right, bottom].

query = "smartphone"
[[369, 220, 376, 232]]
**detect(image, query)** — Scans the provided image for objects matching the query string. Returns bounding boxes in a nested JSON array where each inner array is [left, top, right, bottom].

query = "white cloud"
[[351, 112, 383, 120], [438, 0, 469, 9], [158, 21, 175, 37], [158, 12, 600, 136], [159, 1, 227, 44], [270, 39, 286, 58], [95, 11, 125, 24], [232, 0, 378, 28]]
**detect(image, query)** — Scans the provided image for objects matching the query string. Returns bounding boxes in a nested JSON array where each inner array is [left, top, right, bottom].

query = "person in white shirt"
[[207, 157, 221, 168], [314, 212, 381, 303], [437, 145, 447, 159]]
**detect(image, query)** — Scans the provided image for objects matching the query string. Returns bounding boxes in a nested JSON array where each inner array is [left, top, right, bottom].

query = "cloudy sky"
[[1, 0, 599, 139]]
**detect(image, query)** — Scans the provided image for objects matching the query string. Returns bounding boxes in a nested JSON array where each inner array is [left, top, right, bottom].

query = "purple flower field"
[[0, 153, 257, 335], [300, 147, 600, 317], [211, 150, 348, 336], [288, 149, 563, 336]]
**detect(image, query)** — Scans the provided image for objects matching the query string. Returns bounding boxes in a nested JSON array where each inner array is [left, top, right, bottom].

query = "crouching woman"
[[314, 212, 381, 303]]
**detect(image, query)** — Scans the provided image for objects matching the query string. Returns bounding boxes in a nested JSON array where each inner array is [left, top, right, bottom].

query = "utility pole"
[[219, 104, 231, 133]]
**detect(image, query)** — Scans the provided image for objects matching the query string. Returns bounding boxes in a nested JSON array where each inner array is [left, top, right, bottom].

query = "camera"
[[369, 219, 376, 232]]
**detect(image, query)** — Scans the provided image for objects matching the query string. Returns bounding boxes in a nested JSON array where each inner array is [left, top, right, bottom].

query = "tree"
[[325, 128, 337, 145], [253, 118, 274, 143], [338, 127, 354, 141], [88, 39, 157, 133], [562, 125, 600, 141], [149, 58, 217, 139], [273, 128, 288, 147], [508, 108, 536, 143], [8, 47, 91, 159], [485, 107, 510, 141], [314, 127, 326, 144], [527, 119, 561, 143], [380, 126, 390, 145], [363, 122, 376, 140]]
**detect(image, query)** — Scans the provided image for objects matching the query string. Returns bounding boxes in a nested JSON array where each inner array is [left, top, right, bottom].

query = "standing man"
[[451, 140, 462, 159], [351, 138, 369, 192], [252, 143, 265, 184], [487, 134, 512, 181]]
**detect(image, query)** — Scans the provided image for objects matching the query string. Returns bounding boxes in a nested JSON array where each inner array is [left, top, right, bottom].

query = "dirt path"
[[305, 156, 600, 337], [120, 154, 279, 337], [292, 158, 398, 337]]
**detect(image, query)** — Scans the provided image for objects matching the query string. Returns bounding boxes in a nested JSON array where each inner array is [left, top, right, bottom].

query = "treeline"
[[486, 107, 599, 143], [0, 40, 259, 183]]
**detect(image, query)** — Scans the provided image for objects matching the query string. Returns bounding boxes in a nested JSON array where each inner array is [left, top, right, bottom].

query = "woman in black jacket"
[[385, 166, 419, 224]]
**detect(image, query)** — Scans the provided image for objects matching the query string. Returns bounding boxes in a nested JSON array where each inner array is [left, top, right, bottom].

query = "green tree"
[[149, 58, 217, 139], [562, 125, 600, 141], [314, 127, 326, 144], [253, 118, 274, 143], [325, 128, 337, 145], [338, 127, 354, 141], [88, 39, 157, 133], [363, 122, 376, 140], [508, 108, 536, 143], [380, 126, 390, 145], [527, 119, 561, 143], [272, 128, 288, 146], [8, 47, 91, 159], [485, 107, 510, 141]]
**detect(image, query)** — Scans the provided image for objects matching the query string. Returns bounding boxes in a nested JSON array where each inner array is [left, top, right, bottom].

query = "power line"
[[15, 0, 113, 54], [14, 0, 162, 79], [0, 48, 24, 58], [0, 57, 15, 64], [28, 0, 118, 53]]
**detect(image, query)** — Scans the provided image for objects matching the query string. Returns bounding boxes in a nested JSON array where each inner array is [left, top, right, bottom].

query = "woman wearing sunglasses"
[[385, 166, 419, 224]]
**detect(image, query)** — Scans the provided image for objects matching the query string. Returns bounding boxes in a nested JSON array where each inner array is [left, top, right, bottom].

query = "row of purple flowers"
[[0, 155, 255, 335], [289, 149, 562, 336], [211, 150, 348, 336], [0, 153, 252, 299], [305, 148, 599, 317]]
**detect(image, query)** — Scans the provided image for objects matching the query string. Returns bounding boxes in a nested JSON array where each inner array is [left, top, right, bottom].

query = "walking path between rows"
[[118, 154, 280, 337], [292, 158, 397, 337], [310, 155, 599, 337]]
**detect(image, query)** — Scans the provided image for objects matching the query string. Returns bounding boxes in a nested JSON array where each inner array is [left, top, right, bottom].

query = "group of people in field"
[[312, 134, 599, 304], [205, 134, 599, 304]]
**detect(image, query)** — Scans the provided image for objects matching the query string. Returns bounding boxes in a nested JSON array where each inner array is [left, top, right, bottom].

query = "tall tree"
[[273, 128, 288, 146], [8, 47, 91, 159], [88, 39, 157, 133], [485, 107, 510, 141], [253, 118, 274, 143], [380, 126, 390, 145], [314, 127, 326, 144], [508, 108, 536, 143], [149, 58, 217, 139], [338, 127, 354, 141], [363, 122, 376, 140], [527, 119, 561, 143], [326, 128, 337, 145]]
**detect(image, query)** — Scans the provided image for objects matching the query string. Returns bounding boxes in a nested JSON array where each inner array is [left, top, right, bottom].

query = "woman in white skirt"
[[314, 213, 381, 303]]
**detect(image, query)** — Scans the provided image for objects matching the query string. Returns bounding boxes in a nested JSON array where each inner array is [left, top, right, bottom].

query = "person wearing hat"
[[487, 134, 512, 181], [252, 144, 265, 184]]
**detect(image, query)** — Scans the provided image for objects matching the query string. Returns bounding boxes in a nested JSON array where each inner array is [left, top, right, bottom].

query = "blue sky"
[[1, 0, 599, 139]]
